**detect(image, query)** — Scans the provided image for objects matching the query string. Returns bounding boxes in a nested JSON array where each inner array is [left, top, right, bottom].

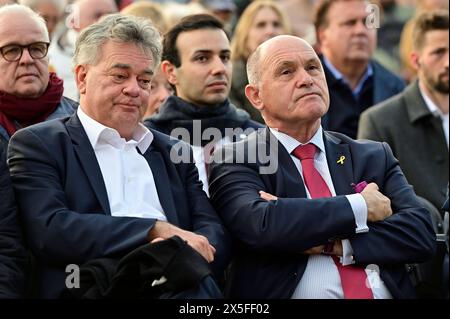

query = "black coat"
[[63, 236, 220, 299], [0, 144, 29, 298]]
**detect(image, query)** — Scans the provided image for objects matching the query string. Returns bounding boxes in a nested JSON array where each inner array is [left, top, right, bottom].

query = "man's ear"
[[161, 60, 178, 85], [245, 84, 264, 111], [74, 64, 87, 94], [410, 51, 421, 71]]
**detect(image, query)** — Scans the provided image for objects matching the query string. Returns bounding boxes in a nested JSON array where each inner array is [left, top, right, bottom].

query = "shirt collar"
[[419, 83, 446, 119], [269, 126, 325, 155], [77, 107, 153, 153], [322, 56, 373, 96]]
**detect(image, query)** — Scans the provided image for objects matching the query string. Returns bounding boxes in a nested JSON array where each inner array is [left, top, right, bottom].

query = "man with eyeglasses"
[[0, 4, 77, 151]]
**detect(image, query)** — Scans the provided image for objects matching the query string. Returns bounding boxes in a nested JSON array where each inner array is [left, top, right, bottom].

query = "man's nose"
[[296, 69, 314, 88], [211, 56, 227, 75], [19, 48, 34, 65], [122, 79, 141, 97]]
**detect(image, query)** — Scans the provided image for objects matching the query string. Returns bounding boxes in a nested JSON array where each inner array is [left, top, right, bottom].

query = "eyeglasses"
[[0, 42, 50, 62]]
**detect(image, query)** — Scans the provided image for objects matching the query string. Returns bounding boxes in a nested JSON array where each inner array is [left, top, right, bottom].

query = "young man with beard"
[[359, 10, 449, 213]]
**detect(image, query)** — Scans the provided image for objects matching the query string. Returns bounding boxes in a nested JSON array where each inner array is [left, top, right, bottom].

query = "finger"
[[194, 240, 214, 262], [387, 207, 393, 217], [204, 246, 214, 263], [151, 237, 165, 244], [209, 244, 216, 254], [259, 191, 278, 201], [365, 183, 379, 191]]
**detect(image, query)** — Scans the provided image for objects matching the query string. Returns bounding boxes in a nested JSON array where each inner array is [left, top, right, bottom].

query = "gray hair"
[[0, 4, 49, 38], [18, 0, 67, 15], [73, 14, 162, 69], [246, 45, 264, 86]]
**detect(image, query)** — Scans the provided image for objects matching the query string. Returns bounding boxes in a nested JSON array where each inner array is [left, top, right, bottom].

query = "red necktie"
[[292, 143, 374, 299]]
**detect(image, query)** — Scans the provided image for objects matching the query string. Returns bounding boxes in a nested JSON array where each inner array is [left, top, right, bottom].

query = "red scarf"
[[0, 72, 64, 137]]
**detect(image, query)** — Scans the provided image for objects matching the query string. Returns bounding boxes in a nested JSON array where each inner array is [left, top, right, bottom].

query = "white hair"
[[73, 14, 162, 68]]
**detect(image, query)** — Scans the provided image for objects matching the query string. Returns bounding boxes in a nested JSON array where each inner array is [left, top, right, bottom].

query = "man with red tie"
[[208, 35, 436, 299]]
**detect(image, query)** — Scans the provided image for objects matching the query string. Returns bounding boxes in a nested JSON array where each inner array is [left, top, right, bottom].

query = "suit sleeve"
[[182, 154, 231, 275], [349, 142, 436, 266], [8, 129, 157, 265], [208, 146, 357, 253], [0, 147, 29, 298]]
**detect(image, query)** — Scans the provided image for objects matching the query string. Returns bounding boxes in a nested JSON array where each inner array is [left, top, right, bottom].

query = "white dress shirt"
[[269, 127, 392, 299], [191, 136, 232, 196], [420, 86, 449, 148], [77, 107, 167, 221]]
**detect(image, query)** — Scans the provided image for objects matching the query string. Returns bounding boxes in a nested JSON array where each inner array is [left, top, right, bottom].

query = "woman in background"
[[230, 0, 291, 123]]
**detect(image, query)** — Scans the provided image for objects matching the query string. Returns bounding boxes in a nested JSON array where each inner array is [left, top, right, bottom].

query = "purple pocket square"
[[352, 181, 368, 193]]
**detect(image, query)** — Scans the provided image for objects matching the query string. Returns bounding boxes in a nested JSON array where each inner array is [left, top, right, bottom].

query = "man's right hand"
[[360, 183, 393, 222], [148, 221, 216, 263]]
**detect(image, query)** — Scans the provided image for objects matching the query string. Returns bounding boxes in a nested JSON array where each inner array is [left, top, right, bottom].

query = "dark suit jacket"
[[7, 114, 230, 298], [0, 144, 29, 298], [208, 128, 436, 299], [358, 81, 448, 211], [321, 58, 405, 139]]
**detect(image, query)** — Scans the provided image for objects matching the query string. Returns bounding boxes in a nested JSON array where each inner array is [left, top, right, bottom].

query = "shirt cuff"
[[341, 239, 355, 266], [345, 194, 369, 233]]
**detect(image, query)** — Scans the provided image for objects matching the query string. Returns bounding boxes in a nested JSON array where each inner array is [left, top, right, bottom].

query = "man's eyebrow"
[[110, 63, 154, 76], [305, 58, 321, 65], [192, 50, 213, 55], [192, 49, 231, 55], [274, 61, 296, 71]]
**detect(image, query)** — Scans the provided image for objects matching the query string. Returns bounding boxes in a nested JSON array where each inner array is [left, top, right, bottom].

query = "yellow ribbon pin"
[[337, 156, 346, 165]]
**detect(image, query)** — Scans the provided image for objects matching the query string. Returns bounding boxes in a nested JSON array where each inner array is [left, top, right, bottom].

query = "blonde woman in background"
[[163, 1, 208, 28], [230, 0, 291, 123], [121, 1, 174, 119], [121, 1, 169, 34]]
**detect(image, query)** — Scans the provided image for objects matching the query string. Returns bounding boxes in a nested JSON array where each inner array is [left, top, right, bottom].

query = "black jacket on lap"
[[63, 236, 219, 299]]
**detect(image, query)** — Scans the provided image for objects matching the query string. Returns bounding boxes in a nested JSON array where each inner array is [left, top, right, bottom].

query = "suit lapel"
[[141, 147, 180, 225], [66, 115, 111, 215], [323, 132, 355, 196], [264, 128, 308, 198]]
